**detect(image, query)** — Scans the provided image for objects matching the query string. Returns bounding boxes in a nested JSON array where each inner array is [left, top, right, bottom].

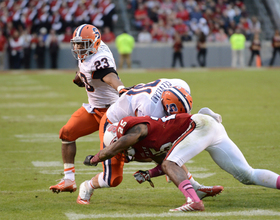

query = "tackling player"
[[83, 109, 280, 212], [49, 24, 127, 193], [76, 84, 223, 204]]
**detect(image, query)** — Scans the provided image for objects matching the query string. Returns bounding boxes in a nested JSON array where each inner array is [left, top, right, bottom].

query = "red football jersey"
[[116, 114, 192, 160]]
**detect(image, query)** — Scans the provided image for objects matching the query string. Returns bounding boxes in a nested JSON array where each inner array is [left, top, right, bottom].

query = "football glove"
[[83, 155, 98, 166], [118, 85, 136, 97], [73, 71, 85, 87], [133, 170, 154, 187]]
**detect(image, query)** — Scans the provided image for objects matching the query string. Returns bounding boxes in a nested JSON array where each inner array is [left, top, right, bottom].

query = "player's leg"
[[206, 123, 280, 189], [77, 113, 125, 204], [161, 114, 219, 212], [162, 160, 205, 212], [50, 107, 104, 193]]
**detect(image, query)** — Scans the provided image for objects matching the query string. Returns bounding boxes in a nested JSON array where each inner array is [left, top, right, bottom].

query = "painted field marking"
[[1, 92, 62, 99], [32, 160, 214, 178], [15, 134, 100, 142], [0, 85, 51, 91], [3, 114, 71, 122], [65, 209, 280, 219], [0, 102, 80, 108], [32, 161, 63, 167]]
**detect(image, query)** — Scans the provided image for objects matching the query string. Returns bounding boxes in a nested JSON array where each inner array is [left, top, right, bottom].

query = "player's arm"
[[103, 72, 135, 96], [84, 124, 148, 165]]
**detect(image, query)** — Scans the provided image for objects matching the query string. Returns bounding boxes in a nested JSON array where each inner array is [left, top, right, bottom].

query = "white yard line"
[[65, 210, 280, 219]]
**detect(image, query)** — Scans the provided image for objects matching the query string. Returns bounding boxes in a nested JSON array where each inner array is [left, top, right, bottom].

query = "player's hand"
[[83, 155, 97, 166], [133, 170, 154, 187], [118, 85, 135, 97], [73, 71, 85, 87]]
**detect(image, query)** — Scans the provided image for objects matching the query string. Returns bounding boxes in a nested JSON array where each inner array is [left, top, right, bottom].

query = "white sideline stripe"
[[1, 92, 62, 99], [65, 210, 280, 219], [38, 170, 214, 178], [31, 160, 195, 168], [0, 85, 51, 91], [32, 161, 63, 167], [3, 115, 71, 122], [15, 134, 100, 143], [0, 102, 80, 108]]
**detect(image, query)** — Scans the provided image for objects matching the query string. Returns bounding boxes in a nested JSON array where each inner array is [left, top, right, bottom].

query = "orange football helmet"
[[71, 24, 101, 60], [161, 86, 193, 115]]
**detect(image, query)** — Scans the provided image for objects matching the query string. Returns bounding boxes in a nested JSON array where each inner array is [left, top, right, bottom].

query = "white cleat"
[[76, 181, 94, 205], [196, 185, 224, 200], [169, 197, 205, 212]]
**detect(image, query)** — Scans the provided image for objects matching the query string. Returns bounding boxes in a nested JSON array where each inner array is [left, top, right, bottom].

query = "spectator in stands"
[[62, 27, 73, 43], [115, 30, 135, 69], [22, 28, 32, 69], [185, 0, 197, 13], [101, 26, 115, 44], [248, 16, 261, 36], [190, 6, 203, 21], [171, 32, 184, 68], [134, 3, 149, 30], [248, 33, 261, 67], [34, 35, 46, 69], [196, 30, 207, 67], [269, 30, 280, 66], [137, 27, 152, 43], [101, 0, 118, 32], [147, 5, 159, 23], [239, 16, 251, 40], [176, 4, 190, 24], [215, 28, 228, 42], [9, 29, 24, 69], [174, 18, 191, 41], [197, 18, 209, 36], [0, 29, 7, 70], [229, 27, 246, 68], [150, 22, 166, 42], [47, 29, 60, 69]]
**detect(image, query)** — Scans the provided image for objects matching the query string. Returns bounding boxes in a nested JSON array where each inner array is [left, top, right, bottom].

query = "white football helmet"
[[103, 123, 118, 147]]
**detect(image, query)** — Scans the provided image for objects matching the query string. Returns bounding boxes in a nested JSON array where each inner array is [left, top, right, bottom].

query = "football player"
[[76, 83, 223, 204], [82, 109, 280, 211], [49, 24, 127, 193]]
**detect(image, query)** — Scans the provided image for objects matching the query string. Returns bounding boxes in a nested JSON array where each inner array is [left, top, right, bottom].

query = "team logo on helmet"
[[161, 86, 193, 115], [103, 123, 118, 147]]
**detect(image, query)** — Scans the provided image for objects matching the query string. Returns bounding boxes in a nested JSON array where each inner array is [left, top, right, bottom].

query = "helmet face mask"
[[71, 24, 101, 60], [161, 86, 193, 115]]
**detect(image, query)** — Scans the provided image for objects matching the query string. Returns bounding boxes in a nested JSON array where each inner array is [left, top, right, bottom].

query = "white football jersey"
[[78, 41, 119, 111], [106, 78, 191, 123]]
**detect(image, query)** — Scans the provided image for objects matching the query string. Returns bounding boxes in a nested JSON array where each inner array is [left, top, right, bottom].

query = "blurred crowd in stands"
[[129, 0, 261, 43], [0, 0, 117, 69], [0, 0, 279, 70]]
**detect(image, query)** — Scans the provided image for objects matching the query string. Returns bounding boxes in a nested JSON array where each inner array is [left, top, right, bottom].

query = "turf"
[[0, 68, 279, 220]]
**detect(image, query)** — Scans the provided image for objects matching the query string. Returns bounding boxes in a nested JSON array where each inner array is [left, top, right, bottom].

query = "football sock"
[[148, 164, 165, 178], [187, 172, 201, 191], [64, 163, 75, 181], [179, 179, 201, 202], [277, 176, 280, 189], [88, 179, 95, 190]]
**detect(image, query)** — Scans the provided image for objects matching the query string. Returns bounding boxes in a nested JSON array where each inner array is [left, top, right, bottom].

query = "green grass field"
[[0, 68, 280, 220]]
